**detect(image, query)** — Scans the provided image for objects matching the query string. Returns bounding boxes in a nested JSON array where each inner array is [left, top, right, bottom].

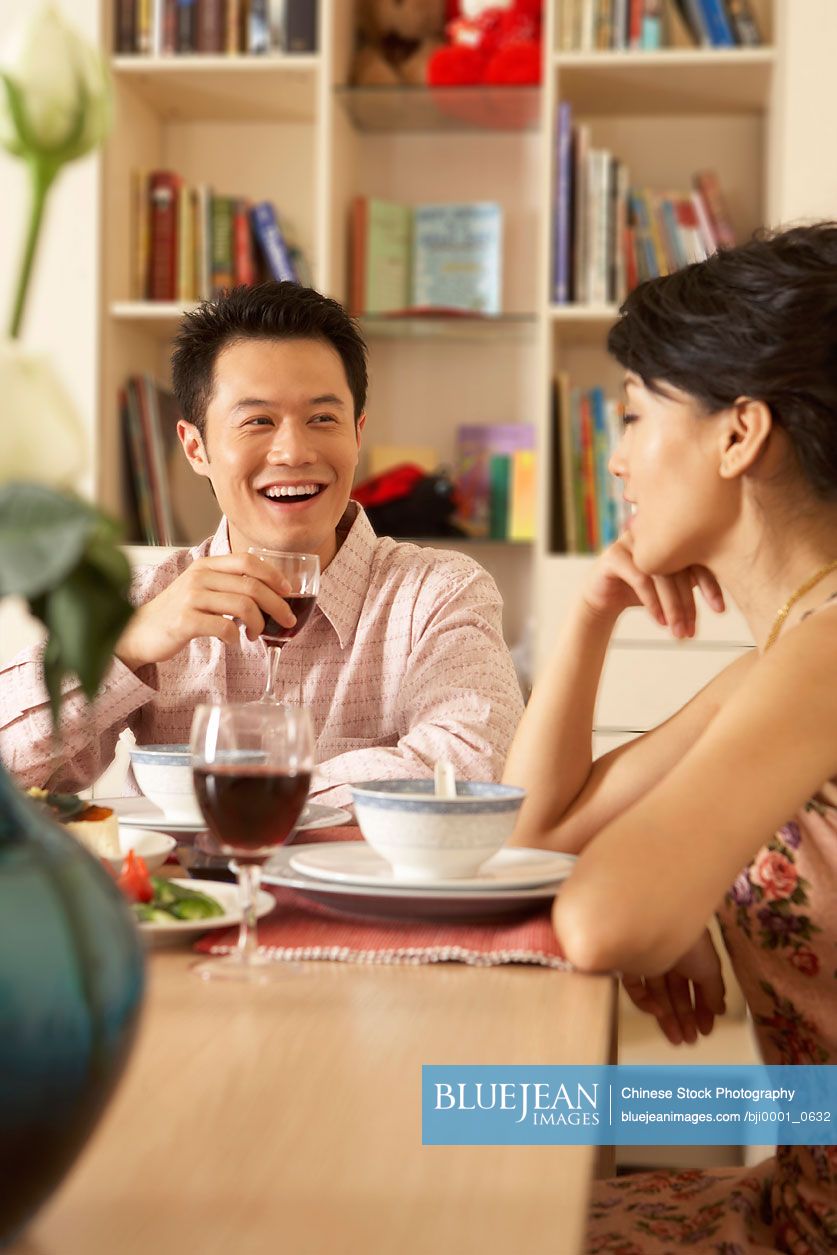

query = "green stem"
[[8, 158, 56, 340]]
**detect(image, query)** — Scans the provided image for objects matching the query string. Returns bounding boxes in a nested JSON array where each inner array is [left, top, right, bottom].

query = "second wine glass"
[[248, 547, 320, 703]]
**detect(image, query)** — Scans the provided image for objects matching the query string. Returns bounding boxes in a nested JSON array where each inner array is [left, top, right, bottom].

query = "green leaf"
[[40, 557, 133, 712], [0, 484, 97, 598]]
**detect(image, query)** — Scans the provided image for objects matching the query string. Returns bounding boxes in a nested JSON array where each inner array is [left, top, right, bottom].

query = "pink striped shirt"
[[0, 504, 523, 807]]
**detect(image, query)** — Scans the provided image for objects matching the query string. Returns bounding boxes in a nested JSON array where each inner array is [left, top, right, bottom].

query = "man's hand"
[[621, 929, 727, 1046], [115, 554, 297, 670], [582, 532, 725, 640]]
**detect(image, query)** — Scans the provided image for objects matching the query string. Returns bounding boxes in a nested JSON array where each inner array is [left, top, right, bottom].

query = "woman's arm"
[[504, 534, 728, 852], [554, 610, 837, 976]]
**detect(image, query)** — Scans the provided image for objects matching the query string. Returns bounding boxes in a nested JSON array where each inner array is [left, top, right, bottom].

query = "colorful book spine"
[[675, 0, 711, 44], [176, 183, 195, 301], [148, 171, 180, 301], [488, 454, 512, 540], [590, 387, 618, 546], [572, 123, 591, 303], [723, 0, 762, 46], [627, 0, 644, 48], [552, 102, 574, 304], [508, 450, 537, 543], [211, 195, 235, 295], [249, 0, 270, 53], [579, 393, 598, 552], [115, 0, 136, 53], [694, 170, 736, 247], [612, 0, 628, 49], [697, 0, 736, 46], [233, 200, 256, 286], [250, 201, 300, 283], [283, 0, 319, 52], [641, 0, 663, 49], [175, 0, 197, 53], [412, 203, 502, 316], [197, 0, 225, 52]]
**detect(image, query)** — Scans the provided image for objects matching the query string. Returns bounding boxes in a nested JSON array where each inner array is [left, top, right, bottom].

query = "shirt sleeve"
[[0, 558, 171, 792], [310, 562, 525, 809]]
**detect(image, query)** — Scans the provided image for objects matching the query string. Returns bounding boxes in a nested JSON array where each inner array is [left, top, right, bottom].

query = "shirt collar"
[[207, 503, 376, 649]]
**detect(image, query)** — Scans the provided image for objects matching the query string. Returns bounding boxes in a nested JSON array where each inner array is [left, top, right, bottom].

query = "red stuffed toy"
[[427, 0, 542, 87]]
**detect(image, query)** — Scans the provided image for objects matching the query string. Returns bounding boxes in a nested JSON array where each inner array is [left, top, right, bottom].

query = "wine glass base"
[[191, 953, 304, 983]]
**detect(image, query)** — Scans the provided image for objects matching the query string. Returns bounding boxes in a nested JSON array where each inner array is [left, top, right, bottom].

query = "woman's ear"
[[718, 398, 773, 480]]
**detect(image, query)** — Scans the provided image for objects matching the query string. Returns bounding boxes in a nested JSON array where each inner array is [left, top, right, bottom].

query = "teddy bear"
[[427, 0, 543, 87], [351, 0, 448, 87]]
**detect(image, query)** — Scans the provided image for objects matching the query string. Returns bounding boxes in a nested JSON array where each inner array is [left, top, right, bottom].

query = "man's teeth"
[[263, 485, 322, 499]]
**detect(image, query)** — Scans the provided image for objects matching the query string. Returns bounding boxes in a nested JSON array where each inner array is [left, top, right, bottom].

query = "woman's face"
[[609, 373, 735, 575]]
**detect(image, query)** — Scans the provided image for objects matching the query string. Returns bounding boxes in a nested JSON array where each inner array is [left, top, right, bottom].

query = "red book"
[[579, 393, 598, 551], [148, 171, 180, 302], [197, 0, 225, 52], [693, 170, 736, 248], [628, 0, 644, 48], [233, 199, 256, 286]]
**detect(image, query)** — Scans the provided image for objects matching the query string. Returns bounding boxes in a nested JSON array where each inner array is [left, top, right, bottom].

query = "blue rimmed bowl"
[[128, 744, 201, 823], [350, 780, 526, 882]]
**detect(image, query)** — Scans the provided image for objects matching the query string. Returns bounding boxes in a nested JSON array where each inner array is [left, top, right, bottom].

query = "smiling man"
[[0, 283, 524, 805]]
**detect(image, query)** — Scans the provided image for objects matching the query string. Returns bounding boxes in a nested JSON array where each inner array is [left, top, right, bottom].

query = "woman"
[[504, 223, 837, 1252]]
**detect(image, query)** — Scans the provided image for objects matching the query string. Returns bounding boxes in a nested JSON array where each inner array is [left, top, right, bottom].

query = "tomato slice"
[[117, 849, 154, 903]]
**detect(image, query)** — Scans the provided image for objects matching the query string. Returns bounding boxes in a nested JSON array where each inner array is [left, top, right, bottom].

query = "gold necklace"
[[763, 558, 837, 652]]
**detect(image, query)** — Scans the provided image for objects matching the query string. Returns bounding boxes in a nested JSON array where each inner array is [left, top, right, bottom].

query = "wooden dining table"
[[11, 873, 616, 1255]]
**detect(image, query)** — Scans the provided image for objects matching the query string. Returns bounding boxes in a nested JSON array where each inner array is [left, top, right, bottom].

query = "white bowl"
[[129, 745, 202, 824], [102, 826, 177, 874], [350, 780, 526, 883]]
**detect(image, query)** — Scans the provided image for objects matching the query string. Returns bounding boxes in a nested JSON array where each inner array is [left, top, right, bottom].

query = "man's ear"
[[355, 411, 366, 453], [177, 419, 212, 479], [718, 398, 773, 480]]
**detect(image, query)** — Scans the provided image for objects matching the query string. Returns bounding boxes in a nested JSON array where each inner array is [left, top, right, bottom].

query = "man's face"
[[179, 337, 365, 567]]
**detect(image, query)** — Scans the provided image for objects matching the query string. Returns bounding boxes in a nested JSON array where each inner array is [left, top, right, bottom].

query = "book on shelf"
[[412, 203, 502, 316], [350, 198, 412, 316], [130, 171, 306, 301], [113, 0, 319, 54], [552, 379, 628, 554], [454, 424, 535, 540], [120, 375, 219, 545], [351, 199, 503, 318], [557, 0, 763, 51], [551, 108, 737, 303]]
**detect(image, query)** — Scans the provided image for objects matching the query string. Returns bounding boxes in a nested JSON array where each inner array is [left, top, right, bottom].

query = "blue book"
[[552, 103, 573, 304], [412, 203, 502, 315], [590, 387, 618, 546], [250, 202, 299, 283], [697, 0, 736, 46]]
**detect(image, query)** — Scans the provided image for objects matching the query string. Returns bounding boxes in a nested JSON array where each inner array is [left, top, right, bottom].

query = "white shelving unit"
[[94, 0, 837, 663]]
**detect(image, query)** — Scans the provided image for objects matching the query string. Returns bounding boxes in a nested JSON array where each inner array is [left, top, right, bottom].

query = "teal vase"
[[0, 764, 145, 1245]]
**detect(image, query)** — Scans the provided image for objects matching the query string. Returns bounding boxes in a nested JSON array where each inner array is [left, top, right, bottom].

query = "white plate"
[[102, 827, 177, 874], [137, 878, 275, 945], [262, 845, 570, 922], [288, 843, 576, 891], [100, 798, 352, 835]]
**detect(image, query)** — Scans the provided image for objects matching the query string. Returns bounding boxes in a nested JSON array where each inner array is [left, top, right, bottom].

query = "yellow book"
[[508, 449, 537, 542]]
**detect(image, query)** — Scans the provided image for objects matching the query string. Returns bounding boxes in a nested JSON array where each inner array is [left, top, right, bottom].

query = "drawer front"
[[596, 645, 750, 731]]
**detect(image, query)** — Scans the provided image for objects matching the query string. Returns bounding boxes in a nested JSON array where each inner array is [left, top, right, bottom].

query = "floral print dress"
[[587, 600, 837, 1255]]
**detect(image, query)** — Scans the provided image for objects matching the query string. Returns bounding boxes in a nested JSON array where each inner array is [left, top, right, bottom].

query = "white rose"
[[0, 340, 87, 488], [0, 2, 111, 162]]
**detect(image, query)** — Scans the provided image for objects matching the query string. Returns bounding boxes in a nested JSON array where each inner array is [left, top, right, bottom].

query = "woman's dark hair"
[[171, 281, 368, 438], [607, 222, 837, 499]]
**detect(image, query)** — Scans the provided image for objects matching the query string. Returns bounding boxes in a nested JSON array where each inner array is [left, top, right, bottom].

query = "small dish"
[[136, 879, 275, 945], [288, 843, 575, 891], [128, 744, 201, 823], [99, 797, 352, 835], [102, 826, 176, 874]]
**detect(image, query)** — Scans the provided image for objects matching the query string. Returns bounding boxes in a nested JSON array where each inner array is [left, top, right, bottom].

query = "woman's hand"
[[621, 929, 727, 1045], [581, 532, 725, 639]]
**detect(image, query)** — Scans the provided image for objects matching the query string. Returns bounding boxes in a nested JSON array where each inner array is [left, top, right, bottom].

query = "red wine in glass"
[[261, 594, 317, 647], [194, 764, 311, 852]]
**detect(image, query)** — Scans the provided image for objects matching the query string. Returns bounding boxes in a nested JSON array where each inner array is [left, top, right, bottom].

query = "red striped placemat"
[[193, 828, 571, 969]]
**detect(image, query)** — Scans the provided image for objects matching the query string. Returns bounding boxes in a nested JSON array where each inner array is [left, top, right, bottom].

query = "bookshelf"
[[92, 0, 829, 661]]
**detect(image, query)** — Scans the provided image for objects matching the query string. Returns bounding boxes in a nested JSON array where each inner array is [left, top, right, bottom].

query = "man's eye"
[[310, 414, 337, 424], [246, 416, 273, 426]]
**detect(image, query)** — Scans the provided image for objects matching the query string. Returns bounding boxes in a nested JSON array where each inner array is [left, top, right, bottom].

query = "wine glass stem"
[[262, 644, 283, 702], [235, 861, 262, 965]]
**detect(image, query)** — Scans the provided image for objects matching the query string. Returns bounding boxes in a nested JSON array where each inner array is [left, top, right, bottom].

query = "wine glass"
[[247, 547, 320, 704], [189, 702, 314, 983]]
